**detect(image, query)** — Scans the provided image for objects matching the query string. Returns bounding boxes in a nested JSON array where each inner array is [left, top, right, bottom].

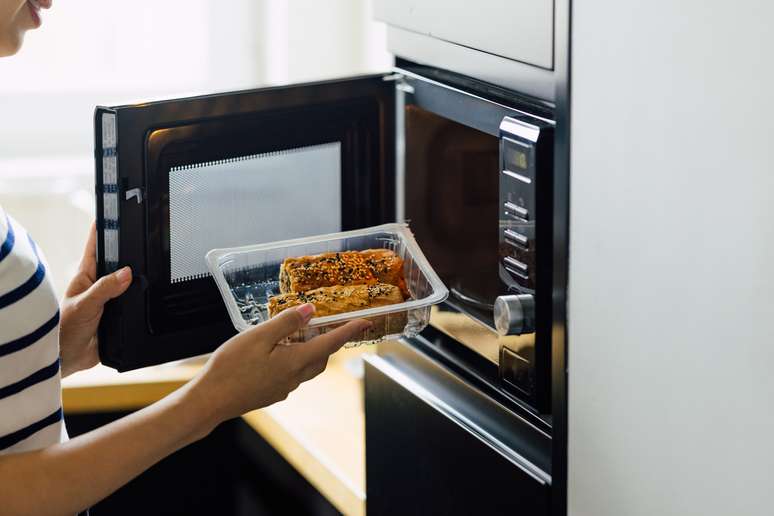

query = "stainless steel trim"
[[504, 201, 529, 219], [364, 352, 551, 484], [395, 82, 415, 94], [386, 26, 556, 102], [396, 67, 555, 127], [500, 117, 541, 142], [503, 169, 533, 184], [395, 78, 407, 223]]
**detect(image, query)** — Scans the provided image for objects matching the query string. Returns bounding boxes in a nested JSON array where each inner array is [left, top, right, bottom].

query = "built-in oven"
[[94, 63, 555, 413]]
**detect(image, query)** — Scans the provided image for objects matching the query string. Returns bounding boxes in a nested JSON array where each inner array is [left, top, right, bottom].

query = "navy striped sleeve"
[[0, 408, 63, 451], [0, 311, 60, 358], [0, 214, 15, 262], [0, 235, 46, 309], [0, 359, 61, 401]]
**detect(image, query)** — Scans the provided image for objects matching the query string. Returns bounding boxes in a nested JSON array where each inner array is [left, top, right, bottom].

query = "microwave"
[[95, 63, 555, 411]]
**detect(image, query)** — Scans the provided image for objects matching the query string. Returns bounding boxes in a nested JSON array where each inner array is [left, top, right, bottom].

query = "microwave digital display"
[[505, 146, 529, 171]]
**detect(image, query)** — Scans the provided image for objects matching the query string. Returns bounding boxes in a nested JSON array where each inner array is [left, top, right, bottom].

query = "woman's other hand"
[[190, 304, 371, 426], [59, 223, 132, 377]]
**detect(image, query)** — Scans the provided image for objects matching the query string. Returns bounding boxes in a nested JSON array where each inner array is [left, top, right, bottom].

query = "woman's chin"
[[0, 30, 27, 58]]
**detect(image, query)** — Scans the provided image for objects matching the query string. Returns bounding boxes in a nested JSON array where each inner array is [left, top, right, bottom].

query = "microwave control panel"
[[496, 116, 553, 406], [498, 116, 552, 294]]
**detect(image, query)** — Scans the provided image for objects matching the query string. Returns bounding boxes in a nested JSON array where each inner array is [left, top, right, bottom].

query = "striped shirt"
[[0, 205, 65, 454]]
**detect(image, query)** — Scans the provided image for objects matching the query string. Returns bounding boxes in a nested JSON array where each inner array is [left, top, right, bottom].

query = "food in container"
[[268, 283, 405, 317], [279, 249, 408, 296], [206, 223, 448, 346], [268, 283, 407, 341]]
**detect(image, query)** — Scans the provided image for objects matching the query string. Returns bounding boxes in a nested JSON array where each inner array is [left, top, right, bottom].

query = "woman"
[[0, 2, 371, 514]]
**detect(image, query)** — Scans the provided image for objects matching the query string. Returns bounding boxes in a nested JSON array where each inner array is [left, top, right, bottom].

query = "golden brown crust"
[[269, 283, 407, 341], [278, 249, 407, 296], [268, 283, 404, 318]]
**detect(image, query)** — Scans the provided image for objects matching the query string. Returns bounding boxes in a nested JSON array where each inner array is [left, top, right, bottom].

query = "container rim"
[[205, 223, 449, 331]]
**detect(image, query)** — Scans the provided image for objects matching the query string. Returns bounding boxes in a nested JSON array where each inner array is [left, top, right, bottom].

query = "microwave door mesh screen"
[[168, 142, 342, 284]]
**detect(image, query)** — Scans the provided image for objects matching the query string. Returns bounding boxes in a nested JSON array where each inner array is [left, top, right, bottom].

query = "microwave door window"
[[168, 143, 341, 284]]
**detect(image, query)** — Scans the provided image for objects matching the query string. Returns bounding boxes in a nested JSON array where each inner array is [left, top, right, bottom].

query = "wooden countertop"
[[62, 347, 370, 516]]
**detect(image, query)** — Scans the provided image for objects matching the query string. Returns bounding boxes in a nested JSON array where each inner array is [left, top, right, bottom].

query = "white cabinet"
[[374, 0, 554, 69]]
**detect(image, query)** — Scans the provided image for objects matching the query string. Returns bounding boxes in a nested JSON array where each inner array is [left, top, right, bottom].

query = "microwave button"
[[502, 168, 532, 184], [504, 201, 529, 221], [505, 266, 530, 284], [504, 255, 529, 274], [504, 228, 529, 247], [494, 294, 536, 336]]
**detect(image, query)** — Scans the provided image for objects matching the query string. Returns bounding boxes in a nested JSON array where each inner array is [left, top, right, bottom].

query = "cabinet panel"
[[365, 353, 550, 516], [374, 0, 554, 69]]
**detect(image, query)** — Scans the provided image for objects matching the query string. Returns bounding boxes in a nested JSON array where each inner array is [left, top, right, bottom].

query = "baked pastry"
[[279, 249, 407, 296], [268, 283, 407, 340], [269, 282, 403, 317]]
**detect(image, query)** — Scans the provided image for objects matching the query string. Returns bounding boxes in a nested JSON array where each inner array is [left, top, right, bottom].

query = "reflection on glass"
[[405, 105, 501, 308], [430, 305, 534, 365]]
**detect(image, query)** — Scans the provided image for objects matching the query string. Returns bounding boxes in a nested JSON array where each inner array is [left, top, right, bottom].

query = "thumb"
[[249, 303, 316, 345], [83, 266, 132, 308]]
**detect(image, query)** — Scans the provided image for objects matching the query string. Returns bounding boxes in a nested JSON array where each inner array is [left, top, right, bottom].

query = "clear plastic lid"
[[205, 223, 449, 345]]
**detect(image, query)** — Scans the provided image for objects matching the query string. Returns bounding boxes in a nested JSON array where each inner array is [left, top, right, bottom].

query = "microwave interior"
[[95, 67, 554, 412]]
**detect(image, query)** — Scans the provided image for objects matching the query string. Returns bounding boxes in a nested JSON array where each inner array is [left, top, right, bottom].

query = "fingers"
[[78, 222, 98, 282], [278, 319, 372, 368], [246, 303, 316, 346], [81, 266, 132, 308]]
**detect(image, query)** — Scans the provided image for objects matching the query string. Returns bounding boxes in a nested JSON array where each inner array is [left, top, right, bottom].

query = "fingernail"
[[116, 266, 131, 283], [295, 303, 315, 322]]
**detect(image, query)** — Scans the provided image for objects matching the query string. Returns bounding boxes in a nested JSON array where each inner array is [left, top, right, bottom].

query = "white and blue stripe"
[[0, 207, 65, 454]]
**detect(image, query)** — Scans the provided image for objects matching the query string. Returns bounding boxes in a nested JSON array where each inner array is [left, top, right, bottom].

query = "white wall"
[[569, 2, 774, 515], [0, 0, 389, 296], [256, 0, 390, 84]]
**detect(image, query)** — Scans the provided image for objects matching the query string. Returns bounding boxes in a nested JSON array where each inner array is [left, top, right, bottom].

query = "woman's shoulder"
[[0, 204, 59, 323], [0, 204, 8, 238], [0, 204, 63, 455]]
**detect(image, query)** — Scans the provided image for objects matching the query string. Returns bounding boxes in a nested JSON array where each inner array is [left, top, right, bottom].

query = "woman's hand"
[[59, 223, 132, 377], [0, 302, 368, 516], [190, 304, 371, 427]]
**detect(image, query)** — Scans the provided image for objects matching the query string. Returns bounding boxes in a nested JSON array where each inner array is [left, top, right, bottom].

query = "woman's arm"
[[0, 307, 370, 516]]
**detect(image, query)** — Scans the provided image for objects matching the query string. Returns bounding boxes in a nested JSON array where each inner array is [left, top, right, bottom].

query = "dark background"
[[66, 412, 341, 516]]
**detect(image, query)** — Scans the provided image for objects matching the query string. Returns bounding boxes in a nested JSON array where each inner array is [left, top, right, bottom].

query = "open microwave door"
[[95, 75, 395, 371]]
